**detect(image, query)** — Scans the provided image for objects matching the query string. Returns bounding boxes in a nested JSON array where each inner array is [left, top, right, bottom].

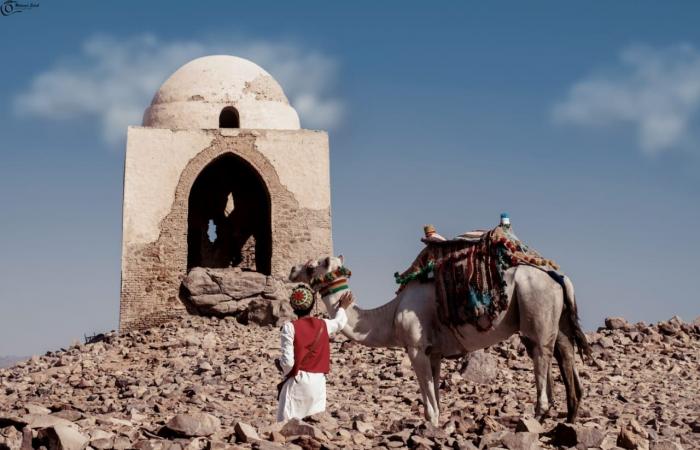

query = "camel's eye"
[[323, 257, 331, 267], [306, 266, 315, 276]]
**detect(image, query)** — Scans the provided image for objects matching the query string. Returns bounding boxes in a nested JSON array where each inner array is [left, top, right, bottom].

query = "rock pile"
[[1, 314, 698, 450], [181, 268, 294, 326]]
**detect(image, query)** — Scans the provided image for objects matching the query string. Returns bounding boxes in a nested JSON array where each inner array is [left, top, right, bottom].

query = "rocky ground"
[[1, 314, 698, 450]]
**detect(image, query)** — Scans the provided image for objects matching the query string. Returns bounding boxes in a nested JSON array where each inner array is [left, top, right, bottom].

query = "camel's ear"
[[304, 259, 316, 276], [288, 266, 299, 281], [289, 265, 302, 281], [338, 254, 344, 264]]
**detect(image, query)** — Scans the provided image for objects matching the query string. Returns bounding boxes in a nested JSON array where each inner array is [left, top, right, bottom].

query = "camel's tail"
[[547, 270, 592, 362]]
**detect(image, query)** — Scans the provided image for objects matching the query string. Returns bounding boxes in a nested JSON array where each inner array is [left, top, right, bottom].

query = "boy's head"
[[289, 284, 315, 317]]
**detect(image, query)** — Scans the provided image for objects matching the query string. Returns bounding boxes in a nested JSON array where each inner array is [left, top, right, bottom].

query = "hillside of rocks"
[[1, 314, 698, 450]]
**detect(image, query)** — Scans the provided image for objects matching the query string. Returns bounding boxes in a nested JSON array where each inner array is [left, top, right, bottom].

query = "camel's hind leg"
[[555, 315, 583, 423], [407, 346, 439, 426], [546, 366, 555, 410], [520, 333, 555, 408], [516, 267, 563, 419], [521, 336, 555, 419]]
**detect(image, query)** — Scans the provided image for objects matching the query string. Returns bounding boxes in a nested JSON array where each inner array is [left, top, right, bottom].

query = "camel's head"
[[289, 255, 347, 286]]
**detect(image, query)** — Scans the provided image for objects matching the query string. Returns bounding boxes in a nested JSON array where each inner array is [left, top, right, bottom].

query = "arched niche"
[[219, 107, 240, 128], [187, 153, 271, 274]]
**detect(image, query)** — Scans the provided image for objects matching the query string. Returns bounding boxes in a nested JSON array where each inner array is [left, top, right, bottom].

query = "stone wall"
[[119, 128, 332, 331]]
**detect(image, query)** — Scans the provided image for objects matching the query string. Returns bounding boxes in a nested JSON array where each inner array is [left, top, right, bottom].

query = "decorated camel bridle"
[[309, 266, 352, 297]]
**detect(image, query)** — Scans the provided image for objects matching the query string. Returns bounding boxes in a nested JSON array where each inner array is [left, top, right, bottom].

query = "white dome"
[[143, 55, 300, 130]]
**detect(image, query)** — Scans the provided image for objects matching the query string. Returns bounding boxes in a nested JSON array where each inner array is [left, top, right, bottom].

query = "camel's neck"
[[321, 288, 400, 348]]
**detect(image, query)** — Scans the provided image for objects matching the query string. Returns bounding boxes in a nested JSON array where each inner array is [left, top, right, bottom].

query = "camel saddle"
[[396, 225, 559, 330]]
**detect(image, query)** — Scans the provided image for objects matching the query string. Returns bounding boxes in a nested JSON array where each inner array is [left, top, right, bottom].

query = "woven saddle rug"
[[395, 226, 559, 330]]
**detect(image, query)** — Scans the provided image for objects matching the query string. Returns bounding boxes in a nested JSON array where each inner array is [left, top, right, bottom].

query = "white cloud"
[[552, 44, 700, 155], [13, 34, 343, 145]]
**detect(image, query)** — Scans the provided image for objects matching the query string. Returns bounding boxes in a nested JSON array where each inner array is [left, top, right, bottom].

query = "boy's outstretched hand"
[[338, 291, 355, 310]]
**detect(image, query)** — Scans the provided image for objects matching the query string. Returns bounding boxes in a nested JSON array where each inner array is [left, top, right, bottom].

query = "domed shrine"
[[120, 55, 332, 331]]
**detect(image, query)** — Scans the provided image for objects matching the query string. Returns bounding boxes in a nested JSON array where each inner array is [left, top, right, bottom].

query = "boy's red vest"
[[290, 317, 330, 377]]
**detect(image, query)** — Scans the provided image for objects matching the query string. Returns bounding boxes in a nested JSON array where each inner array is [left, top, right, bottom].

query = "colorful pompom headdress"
[[289, 284, 315, 311]]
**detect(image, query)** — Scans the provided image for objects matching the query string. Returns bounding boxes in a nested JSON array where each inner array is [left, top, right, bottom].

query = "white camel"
[[290, 255, 591, 426]]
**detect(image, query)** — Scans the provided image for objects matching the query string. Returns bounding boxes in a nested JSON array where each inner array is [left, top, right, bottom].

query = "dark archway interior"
[[187, 154, 271, 274], [219, 107, 240, 128]]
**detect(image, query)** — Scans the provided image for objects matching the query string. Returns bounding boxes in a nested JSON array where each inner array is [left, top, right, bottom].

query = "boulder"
[[190, 294, 233, 309], [515, 417, 544, 434], [692, 316, 700, 332], [551, 423, 576, 447], [605, 317, 630, 330], [164, 413, 221, 437], [245, 298, 293, 326], [23, 403, 51, 415], [112, 436, 132, 450], [290, 435, 323, 450], [0, 416, 26, 430], [89, 435, 114, 450], [576, 426, 605, 448], [460, 350, 499, 385], [209, 270, 268, 300], [658, 321, 680, 336], [599, 336, 616, 349], [479, 430, 510, 448], [268, 431, 285, 443], [182, 268, 293, 322], [233, 421, 259, 443], [183, 268, 221, 296], [280, 418, 325, 441], [352, 420, 373, 434], [501, 431, 541, 450], [618, 419, 650, 450], [0, 426, 23, 450], [37, 425, 89, 450], [21, 414, 76, 430], [305, 412, 338, 432], [409, 434, 434, 449], [209, 298, 252, 315]]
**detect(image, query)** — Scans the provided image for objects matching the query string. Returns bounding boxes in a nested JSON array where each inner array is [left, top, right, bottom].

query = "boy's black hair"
[[294, 302, 314, 318]]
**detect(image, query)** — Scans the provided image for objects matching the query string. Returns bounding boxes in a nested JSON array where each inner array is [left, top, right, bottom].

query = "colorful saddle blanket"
[[395, 226, 558, 330]]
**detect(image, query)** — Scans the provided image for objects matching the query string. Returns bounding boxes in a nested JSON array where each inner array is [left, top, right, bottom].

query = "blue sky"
[[1, 1, 699, 355]]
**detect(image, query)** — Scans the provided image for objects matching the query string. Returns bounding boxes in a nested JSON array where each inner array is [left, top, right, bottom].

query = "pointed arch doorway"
[[187, 153, 272, 274]]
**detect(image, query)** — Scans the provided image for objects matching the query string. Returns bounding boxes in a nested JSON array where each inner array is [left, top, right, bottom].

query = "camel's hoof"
[[536, 405, 555, 422], [421, 418, 441, 428]]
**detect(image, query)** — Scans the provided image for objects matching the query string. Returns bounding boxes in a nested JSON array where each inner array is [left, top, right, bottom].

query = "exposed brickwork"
[[120, 131, 332, 331]]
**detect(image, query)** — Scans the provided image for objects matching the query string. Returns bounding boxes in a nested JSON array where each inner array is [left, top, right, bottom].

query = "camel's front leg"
[[430, 354, 442, 409], [407, 346, 439, 426]]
